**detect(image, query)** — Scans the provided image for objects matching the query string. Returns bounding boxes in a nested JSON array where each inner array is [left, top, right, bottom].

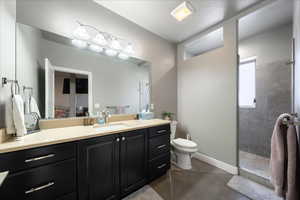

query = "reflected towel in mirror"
[[29, 96, 40, 118], [12, 95, 27, 137]]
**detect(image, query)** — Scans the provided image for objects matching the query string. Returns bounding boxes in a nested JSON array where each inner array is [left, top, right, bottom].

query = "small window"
[[184, 27, 224, 59], [239, 58, 256, 108]]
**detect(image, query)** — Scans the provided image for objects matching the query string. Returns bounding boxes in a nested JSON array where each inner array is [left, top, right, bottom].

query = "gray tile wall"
[[238, 23, 292, 158], [239, 61, 291, 157]]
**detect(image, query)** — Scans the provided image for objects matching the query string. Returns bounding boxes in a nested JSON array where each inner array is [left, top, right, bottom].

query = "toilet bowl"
[[170, 121, 198, 170]]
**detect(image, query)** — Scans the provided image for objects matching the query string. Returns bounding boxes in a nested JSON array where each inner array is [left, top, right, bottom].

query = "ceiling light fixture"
[[124, 43, 134, 54], [71, 39, 87, 48], [72, 21, 135, 59], [171, 1, 194, 22], [105, 49, 118, 57], [93, 33, 108, 46], [118, 53, 129, 60], [89, 44, 103, 53], [73, 25, 90, 40], [110, 38, 122, 50]]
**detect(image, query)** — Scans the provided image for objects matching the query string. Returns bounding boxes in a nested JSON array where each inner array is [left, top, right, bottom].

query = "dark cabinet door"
[[120, 129, 148, 197], [78, 134, 120, 200], [0, 159, 76, 200]]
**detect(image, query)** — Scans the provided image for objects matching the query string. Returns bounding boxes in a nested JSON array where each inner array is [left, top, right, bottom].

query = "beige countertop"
[[0, 119, 170, 154]]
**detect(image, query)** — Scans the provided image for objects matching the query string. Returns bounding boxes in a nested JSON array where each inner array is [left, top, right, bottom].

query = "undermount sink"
[[94, 124, 127, 132]]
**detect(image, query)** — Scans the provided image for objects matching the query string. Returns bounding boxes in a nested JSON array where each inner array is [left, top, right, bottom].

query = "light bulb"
[[118, 53, 129, 60], [93, 33, 107, 46], [71, 39, 87, 48], [124, 43, 134, 54], [111, 39, 122, 50], [105, 49, 117, 56], [89, 44, 103, 53], [73, 25, 90, 40]]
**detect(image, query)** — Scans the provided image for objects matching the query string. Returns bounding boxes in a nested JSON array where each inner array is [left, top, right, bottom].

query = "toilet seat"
[[173, 138, 197, 149]]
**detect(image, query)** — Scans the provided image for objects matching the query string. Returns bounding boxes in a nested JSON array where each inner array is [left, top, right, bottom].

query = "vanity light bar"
[[72, 21, 134, 60], [71, 39, 87, 48]]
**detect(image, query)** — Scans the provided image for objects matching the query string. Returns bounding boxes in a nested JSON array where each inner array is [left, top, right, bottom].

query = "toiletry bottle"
[[97, 112, 105, 125]]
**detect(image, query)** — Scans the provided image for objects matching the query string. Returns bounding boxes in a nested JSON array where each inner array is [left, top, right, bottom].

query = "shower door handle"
[[286, 60, 295, 65], [290, 38, 296, 113]]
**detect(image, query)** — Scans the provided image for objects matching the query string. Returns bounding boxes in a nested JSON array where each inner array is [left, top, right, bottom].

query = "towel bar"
[[282, 118, 300, 126], [2, 77, 18, 86], [1, 77, 20, 95], [23, 86, 33, 96]]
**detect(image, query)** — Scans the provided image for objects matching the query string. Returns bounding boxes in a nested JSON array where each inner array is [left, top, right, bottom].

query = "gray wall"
[[0, 0, 16, 129], [239, 23, 292, 157], [177, 20, 238, 166], [16, 0, 177, 118], [16, 23, 44, 115]]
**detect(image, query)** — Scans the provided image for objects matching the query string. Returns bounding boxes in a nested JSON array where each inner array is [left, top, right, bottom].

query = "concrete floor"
[[239, 151, 270, 180], [150, 159, 250, 200]]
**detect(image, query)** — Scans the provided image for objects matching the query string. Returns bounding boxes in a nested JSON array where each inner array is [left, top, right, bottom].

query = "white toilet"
[[170, 121, 198, 170]]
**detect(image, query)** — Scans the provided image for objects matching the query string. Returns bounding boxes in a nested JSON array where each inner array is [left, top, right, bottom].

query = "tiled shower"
[[238, 22, 292, 179]]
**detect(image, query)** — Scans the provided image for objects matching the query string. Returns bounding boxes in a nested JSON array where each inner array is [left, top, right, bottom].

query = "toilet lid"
[[173, 138, 197, 149]]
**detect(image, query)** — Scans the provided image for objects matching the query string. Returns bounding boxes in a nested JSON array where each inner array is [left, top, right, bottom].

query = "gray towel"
[[270, 113, 300, 200]]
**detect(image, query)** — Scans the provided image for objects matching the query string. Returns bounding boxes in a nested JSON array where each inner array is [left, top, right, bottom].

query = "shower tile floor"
[[239, 151, 270, 180]]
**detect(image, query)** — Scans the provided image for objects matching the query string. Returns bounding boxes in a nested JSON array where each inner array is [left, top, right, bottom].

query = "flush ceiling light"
[[71, 39, 87, 48], [89, 44, 103, 53], [73, 25, 90, 40], [171, 1, 194, 22]]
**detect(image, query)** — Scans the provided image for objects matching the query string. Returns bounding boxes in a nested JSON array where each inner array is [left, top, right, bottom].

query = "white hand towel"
[[29, 96, 41, 118], [24, 94, 30, 115], [12, 95, 27, 137], [5, 97, 16, 134]]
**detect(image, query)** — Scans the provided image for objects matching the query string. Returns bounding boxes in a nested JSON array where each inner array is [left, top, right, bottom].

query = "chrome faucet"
[[102, 110, 111, 124]]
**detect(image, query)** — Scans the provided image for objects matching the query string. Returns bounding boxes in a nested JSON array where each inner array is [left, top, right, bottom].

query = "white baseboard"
[[193, 152, 238, 175]]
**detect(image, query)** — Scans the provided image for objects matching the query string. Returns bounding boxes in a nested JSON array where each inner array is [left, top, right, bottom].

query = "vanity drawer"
[[149, 134, 170, 160], [0, 159, 76, 200], [56, 192, 77, 200], [149, 124, 170, 138], [0, 142, 76, 173], [148, 153, 170, 181]]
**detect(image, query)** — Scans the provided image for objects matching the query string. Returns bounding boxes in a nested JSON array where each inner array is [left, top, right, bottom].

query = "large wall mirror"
[[16, 23, 151, 119]]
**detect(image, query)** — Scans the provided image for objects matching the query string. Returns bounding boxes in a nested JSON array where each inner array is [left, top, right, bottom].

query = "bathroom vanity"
[[0, 120, 170, 200], [0, 5, 171, 199]]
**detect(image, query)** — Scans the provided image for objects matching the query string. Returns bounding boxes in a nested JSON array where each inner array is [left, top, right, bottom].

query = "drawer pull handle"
[[25, 154, 55, 163], [25, 182, 54, 194], [157, 144, 167, 149], [157, 130, 166, 134], [157, 163, 167, 169]]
